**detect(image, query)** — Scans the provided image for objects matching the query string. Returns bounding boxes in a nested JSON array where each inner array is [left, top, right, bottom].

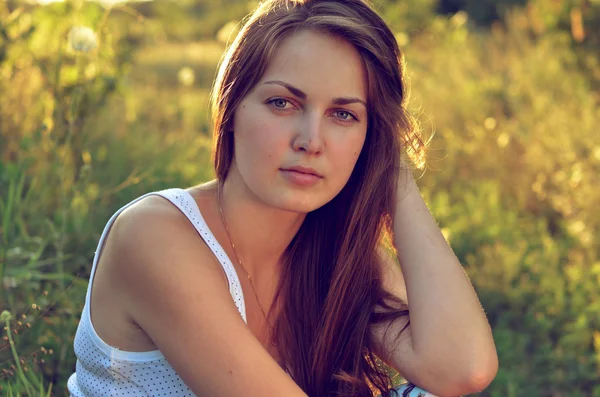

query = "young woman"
[[67, 0, 498, 396]]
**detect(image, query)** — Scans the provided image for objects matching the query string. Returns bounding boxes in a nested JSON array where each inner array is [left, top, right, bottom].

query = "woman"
[[67, 0, 498, 396]]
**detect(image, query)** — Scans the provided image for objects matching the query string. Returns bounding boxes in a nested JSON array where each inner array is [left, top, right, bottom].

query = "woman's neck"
[[216, 167, 306, 278]]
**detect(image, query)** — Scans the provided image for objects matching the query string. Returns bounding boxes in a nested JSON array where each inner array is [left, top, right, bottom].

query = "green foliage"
[[407, 9, 600, 396], [0, 0, 598, 395]]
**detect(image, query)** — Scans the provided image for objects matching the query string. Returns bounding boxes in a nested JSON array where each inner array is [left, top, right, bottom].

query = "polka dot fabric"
[[67, 188, 247, 396]]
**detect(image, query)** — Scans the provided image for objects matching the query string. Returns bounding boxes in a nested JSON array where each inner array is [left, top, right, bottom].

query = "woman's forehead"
[[257, 29, 368, 102]]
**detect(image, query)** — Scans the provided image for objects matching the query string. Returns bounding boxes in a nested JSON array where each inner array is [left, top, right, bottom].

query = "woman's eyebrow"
[[262, 80, 367, 108], [332, 97, 367, 108], [263, 80, 307, 99]]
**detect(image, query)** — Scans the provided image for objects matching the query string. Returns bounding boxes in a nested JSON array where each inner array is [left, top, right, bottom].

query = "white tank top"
[[67, 188, 434, 397], [67, 188, 247, 396]]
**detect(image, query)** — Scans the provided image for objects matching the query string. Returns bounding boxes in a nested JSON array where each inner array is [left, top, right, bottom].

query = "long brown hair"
[[210, 1, 426, 396]]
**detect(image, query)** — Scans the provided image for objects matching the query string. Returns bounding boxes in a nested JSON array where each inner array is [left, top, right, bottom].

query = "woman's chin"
[[272, 195, 333, 214]]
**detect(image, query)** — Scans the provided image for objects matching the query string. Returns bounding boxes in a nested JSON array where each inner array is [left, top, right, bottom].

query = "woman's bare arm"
[[105, 196, 307, 397], [371, 173, 498, 397]]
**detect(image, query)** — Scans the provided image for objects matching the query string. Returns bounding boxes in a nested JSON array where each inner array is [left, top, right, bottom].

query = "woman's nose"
[[291, 111, 324, 155]]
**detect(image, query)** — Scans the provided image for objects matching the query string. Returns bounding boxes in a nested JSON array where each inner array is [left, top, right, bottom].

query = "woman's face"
[[231, 29, 368, 213]]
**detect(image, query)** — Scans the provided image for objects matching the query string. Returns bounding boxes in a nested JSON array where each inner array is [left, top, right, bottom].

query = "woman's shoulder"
[[114, 182, 216, 242], [109, 193, 189, 248], [120, 192, 186, 224], [104, 189, 227, 291]]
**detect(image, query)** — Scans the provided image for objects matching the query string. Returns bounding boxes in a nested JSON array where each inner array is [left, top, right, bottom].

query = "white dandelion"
[[68, 26, 98, 53]]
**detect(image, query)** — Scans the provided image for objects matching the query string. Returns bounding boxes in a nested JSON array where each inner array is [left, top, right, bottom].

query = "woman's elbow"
[[460, 353, 499, 395], [438, 353, 499, 397]]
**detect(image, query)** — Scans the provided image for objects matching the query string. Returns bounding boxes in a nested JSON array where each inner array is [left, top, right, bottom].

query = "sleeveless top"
[[67, 188, 247, 396], [66, 188, 435, 397]]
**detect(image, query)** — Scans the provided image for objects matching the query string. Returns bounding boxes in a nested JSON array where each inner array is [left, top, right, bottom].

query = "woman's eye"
[[334, 110, 357, 122], [268, 98, 291, 109]]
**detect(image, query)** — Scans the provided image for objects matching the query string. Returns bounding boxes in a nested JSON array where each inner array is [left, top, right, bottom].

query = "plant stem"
[[4, 317, 34, 396]]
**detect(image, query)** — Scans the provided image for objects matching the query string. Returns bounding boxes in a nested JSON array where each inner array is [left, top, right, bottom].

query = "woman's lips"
[[279, 169, 322, 186]]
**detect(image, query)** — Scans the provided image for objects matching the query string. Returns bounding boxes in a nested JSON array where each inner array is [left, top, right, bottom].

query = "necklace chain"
[[217, 184, 275, 346]]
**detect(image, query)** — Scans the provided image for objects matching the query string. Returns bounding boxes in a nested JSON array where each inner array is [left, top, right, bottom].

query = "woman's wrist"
[[395, 166, 419, 206]]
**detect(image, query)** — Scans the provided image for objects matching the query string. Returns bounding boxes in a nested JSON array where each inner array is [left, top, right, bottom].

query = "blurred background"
[[0, 0, 599, 395]]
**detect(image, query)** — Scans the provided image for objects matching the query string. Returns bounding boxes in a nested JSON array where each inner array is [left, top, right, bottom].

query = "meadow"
[[0, 0, 599, 395]]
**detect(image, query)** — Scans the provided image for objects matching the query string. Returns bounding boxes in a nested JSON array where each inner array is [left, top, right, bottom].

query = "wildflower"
[[217, 21, 240, 45], [0, 311, 10, 322], [451, 11, 468, 27], [178, 67, 195, 87], [68, 26, 98, 53], [484, 117, 497, 131], [2, 277, 17, 289], [496, 132, 510, 148], [568, 220, 585, 235], [394, 32, 409, 47]]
